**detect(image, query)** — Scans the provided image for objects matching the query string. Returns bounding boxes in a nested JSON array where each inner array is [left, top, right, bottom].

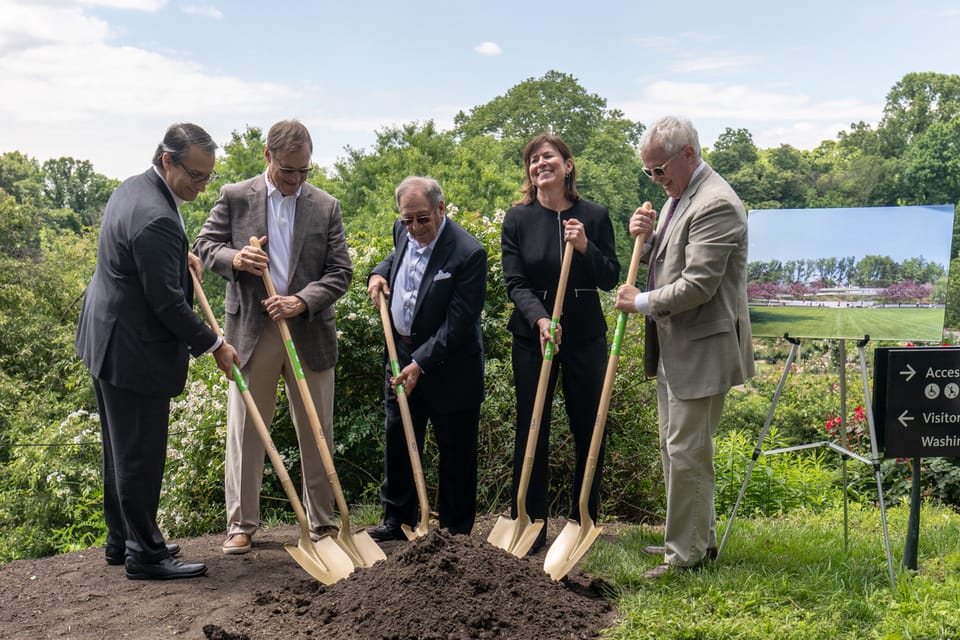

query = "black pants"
[[95, 378, 173, 563], [380, 371, 480, 535], [510, 333, 607, 524]]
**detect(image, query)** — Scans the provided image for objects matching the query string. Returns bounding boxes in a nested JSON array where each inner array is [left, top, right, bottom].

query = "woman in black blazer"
[[501, 134, 620, 554]]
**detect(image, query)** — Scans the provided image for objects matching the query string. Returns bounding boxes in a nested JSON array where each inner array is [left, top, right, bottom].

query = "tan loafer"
[[222, 532, 251, 555], [310, 526, 339, 542]]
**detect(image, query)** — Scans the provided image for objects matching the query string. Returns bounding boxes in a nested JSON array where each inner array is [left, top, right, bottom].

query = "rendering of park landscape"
[[746, 205, 955, 342]]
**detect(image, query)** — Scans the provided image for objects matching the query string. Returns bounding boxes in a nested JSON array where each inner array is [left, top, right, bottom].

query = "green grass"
[[748, 305, 945, 342], [583, 502, 960, 639]]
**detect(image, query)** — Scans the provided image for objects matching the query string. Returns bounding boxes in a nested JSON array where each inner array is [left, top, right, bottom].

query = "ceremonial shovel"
[[377, 291, 431, 539], [544, 202, 651, 580], [488, 240, 575, 557], [251, 237, 386, 569], [191, 271, 354, 584]]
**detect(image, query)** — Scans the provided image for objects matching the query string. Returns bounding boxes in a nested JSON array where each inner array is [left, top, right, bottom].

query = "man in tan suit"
[[194, 120, 353, 554], [616, 115, 754, 578]]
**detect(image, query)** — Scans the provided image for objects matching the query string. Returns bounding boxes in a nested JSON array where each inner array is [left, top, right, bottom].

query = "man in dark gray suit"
[[76, 122, 240, 580], [366, 176, 487, 540], [616, 116, 754, 578], [193, 120, 353, 555]]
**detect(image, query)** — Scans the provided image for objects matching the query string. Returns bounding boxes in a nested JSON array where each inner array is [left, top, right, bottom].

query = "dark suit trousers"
[[510, 333, 607, 525], [380, 366, 480, 535], [95, 378, 172, 563]]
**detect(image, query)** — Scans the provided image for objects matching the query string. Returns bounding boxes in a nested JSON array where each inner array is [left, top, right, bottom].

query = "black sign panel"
[[874, 347, 960, 458]]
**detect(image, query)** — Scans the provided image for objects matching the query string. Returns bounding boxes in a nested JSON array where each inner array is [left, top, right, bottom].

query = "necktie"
[[646, 198, 677, 291]]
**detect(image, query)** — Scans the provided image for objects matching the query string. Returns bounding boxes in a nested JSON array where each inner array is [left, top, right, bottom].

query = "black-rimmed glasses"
[[177, 162, 219, 184], [641, 149, 684, 179]]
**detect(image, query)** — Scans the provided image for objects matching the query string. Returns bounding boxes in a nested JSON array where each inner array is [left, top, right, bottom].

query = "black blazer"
[[75, 168, 218, 398], [371, 217, 487, 414], [501, 199, 620, 345]]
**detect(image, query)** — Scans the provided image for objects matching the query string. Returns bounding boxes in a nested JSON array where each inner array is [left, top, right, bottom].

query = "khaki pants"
[[224, 320, 335, 536], [657, 360, 726, 567]]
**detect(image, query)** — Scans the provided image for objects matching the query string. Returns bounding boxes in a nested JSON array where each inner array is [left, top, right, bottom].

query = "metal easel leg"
[[858, 337, 896, 589], [717, 335, 801, 560]]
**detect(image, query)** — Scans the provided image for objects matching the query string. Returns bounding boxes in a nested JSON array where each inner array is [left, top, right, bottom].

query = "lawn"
[[585, 502, 960, 639], [749, 305, 945, 342]]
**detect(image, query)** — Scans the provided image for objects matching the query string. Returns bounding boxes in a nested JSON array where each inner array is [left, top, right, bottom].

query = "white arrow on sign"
[[898, 410, 914, 428], [899, 363, 916, 382]]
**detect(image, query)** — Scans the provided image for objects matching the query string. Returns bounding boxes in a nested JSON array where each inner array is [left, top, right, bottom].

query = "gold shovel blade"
[[284, 536, 354, 585], [401, 523, 429, 540], [487, 514, 545, 558], [333, 528, 386, 568], [543, 518, 604, 581]]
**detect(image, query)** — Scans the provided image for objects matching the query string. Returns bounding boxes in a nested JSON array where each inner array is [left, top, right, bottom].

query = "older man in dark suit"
[[616, 115, 754, 578], [366, 176, 487, 540], [193, 120, 353, 555], [76, 122, 239, 580]]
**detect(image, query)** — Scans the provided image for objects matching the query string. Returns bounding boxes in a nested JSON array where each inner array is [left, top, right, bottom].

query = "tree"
[[40, 157, 117, 226], [878, 72, 960, 156], [0, 151, 43, 204], [707, 127, 759, 176], [453, 70, 609, 156]]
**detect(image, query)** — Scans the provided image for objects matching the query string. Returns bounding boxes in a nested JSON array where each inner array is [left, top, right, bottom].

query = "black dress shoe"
[[368, 522, 405, 542], [124, 556, 207, 580], [106, 543, 180, 566]]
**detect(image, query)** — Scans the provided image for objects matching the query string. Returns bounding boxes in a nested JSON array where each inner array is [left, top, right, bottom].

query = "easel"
[[717, 333, 896, 589]]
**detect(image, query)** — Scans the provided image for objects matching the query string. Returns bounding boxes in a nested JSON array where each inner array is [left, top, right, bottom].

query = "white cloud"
[[614, 80, 882, 150], [0, 1, 301, 178], [181, 4, 222, 18], [474, 41, 502, 56]]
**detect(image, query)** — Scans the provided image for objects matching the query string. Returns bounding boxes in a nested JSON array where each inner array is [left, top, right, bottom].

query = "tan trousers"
[[656, 360, 727, 567], [225, 320, 335, 536]]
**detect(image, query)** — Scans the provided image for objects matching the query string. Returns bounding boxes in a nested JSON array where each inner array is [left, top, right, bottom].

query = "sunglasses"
[[399, 215, 433, 227], [277, 166, 310, 176], [641, 149, 684, 179]]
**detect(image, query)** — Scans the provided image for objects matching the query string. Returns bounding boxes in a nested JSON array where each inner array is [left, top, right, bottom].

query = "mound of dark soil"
[[0, 518, 619, 639]]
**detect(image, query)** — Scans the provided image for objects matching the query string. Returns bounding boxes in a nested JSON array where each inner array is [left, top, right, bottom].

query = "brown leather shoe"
[[222, 532, 251, 555], [642, 545, 666, 556]]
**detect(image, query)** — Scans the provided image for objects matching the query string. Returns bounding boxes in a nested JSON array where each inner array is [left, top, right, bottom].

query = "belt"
[[397, 334, 413, 345]]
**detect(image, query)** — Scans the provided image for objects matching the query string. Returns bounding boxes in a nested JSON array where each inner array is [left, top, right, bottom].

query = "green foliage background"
[[2, 70, 960, 562]]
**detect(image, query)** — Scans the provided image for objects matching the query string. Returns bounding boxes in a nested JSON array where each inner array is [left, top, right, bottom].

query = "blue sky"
[[748, 205, 955, 268], [1, 0, 959, 180]]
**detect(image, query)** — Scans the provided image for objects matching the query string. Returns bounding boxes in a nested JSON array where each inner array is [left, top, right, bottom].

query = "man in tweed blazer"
[[616, 116, 754, 577], [194, 120, 353, 555]]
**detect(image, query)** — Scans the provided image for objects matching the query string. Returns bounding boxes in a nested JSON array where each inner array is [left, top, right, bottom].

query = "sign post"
[[873, 346, 960, 570]]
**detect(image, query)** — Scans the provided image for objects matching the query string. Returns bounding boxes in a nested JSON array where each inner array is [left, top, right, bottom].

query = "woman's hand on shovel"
[[535, 317, 562, 357]]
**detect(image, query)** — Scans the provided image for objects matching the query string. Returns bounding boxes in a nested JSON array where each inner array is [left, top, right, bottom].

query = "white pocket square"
[[433, 270, 452, 281]]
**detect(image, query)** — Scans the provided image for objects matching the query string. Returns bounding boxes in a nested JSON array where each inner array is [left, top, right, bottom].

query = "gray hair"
[[152, 123, 217, 168], [639, 116, 702, 160], [395, 176, 444, 210]]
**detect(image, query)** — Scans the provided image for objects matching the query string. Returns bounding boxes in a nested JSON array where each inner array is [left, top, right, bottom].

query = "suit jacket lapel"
[[248, 177, 269, 241], [288, 189, 311, 276], [655, 164, 713, 262], [413, 220, 454, 321]]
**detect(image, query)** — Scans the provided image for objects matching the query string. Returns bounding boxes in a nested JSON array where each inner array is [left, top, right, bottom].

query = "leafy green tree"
[[0, 151, 43, 203], [878, 72, 960, 156], [453, 70, 608, 157], [900, 118, 960, 206], [41, 157, 116, 226], [707, 127, 759, 176]]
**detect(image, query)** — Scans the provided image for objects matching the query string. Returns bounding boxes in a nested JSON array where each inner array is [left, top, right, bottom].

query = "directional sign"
[[873, 347, 960, 458]]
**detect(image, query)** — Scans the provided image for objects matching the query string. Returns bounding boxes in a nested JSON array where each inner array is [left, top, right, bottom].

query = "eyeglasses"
[[641, 149, 684, 179], [399, 215, 434, 227], [177, 162, 218, 184], [277, 166, 311, 176]]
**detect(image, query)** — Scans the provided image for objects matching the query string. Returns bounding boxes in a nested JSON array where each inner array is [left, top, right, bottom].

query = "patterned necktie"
[[646, 198, 677, 291]]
